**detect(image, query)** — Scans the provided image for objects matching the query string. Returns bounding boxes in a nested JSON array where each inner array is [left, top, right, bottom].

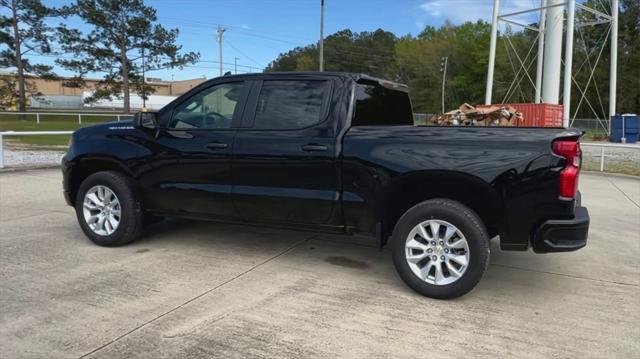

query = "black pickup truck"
[[62, 72, 589, 299]]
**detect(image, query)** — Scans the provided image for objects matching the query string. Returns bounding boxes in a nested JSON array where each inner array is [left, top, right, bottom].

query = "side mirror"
[[133, 111, 158, 129]]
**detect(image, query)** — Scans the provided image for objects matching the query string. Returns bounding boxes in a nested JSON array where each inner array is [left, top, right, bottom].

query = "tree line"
[[267, 0, 638, 117], [1, 0, 199, 113]]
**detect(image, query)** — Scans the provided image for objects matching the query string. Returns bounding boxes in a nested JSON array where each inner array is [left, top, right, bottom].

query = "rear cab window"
[[253, 80, 330, 129], [352, 81, 413, 126]]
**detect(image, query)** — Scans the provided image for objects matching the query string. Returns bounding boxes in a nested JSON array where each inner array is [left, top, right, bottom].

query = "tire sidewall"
[[391, 199, 489, 299], [75, 172, 139, 246]]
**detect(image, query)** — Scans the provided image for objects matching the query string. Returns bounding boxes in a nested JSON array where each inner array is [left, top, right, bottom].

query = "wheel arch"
[[68, 156, 134, 205], [379, 170, 505, 245]]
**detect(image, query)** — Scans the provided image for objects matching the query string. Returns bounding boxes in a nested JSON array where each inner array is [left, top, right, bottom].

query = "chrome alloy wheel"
[[405, 219, 470, 286], [82, 185, 121, 236]]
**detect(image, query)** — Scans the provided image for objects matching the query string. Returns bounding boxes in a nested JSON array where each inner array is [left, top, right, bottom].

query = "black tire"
[[391, 199, 490, 299], [75, 171, 143, 247]]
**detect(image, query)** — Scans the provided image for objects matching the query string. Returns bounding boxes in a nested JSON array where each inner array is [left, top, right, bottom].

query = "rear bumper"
[[532, 206, 590, 253]]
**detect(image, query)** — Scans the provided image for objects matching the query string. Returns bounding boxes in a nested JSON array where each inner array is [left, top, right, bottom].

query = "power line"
[[174, 23, 402, 59], [159, 17, 309, 46], [223, 40, 265, 67], [156, 17, 403, 64], [159, 17, 315, 44], [20, 53, 262, 77], [184, 65, 251, 73], [197, 60, 257, 69]]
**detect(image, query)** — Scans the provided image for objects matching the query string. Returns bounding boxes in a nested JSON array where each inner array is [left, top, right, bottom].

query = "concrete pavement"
[[1, 169, 638, 358]]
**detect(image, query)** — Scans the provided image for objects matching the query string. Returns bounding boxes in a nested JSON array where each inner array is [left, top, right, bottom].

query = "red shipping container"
[[477, 103, 564, 127]]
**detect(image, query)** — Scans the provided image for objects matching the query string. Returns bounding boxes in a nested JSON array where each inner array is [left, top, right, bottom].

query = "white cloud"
[[419, 0, 538, 25]]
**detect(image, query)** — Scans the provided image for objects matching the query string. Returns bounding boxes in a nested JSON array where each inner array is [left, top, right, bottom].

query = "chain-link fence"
[[570, 118, 610, 139], [413, 113, 433, 125]]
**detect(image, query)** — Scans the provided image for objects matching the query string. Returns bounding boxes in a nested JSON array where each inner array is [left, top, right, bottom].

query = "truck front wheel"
[[391, 199, 490, 299], [74, 171, 144, 247]]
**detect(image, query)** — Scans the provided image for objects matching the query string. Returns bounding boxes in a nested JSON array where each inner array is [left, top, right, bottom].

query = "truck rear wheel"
[[391, 199, 490, 299], [75, 171, 143, 247]]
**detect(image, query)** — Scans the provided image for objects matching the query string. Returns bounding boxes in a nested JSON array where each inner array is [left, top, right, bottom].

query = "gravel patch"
[[2, 149, 66, 167], [582, 143, 640, 163]]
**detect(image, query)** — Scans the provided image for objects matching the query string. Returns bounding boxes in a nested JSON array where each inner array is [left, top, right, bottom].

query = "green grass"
[[0, 113, 132, 146], [583, 160, 640, 177], [583, 130, 610, 142]]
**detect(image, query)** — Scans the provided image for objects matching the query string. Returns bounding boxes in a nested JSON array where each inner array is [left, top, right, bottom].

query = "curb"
[[582, 170, 640, 180], [0, 164, 61, 173]]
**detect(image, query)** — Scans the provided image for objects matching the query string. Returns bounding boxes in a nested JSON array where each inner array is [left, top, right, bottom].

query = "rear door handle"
[[301, 143, 328, 152], [206, 141, 228, 150]]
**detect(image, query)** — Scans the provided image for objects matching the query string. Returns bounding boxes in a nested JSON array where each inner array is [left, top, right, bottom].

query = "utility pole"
[[562, 0, 575, 128], [534, 0, 547, 104], [485, 0, 500, 105], [609, 0, 619, 134], [542, 0, 564, 105], [319, 0, 325, 71], [234, 57, 239, 74], [217, 26, 226, 77], [141, 45, 146, 109], [441, 56, 448, 113]]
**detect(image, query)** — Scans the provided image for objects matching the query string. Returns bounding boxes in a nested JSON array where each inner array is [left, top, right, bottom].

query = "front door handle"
[[206, 141, 228, 150], [301, 143, 328, 152]]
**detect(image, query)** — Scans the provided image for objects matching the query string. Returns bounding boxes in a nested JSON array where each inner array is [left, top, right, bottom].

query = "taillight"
[[553, 140, 581, 200]]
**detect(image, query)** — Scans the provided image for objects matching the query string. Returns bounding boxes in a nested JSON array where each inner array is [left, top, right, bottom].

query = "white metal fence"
[[581, 142, 640, 172], [0, 111, 133, 124], [0, 131, 638, 171]]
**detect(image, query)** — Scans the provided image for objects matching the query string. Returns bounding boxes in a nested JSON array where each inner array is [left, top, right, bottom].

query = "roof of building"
[[0, 71, 206, 86]]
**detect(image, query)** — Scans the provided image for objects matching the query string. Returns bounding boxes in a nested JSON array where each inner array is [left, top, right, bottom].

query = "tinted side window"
[[254, 80, 327, 129], [352, 84, 413, 126], [169, 82, 245, 129]]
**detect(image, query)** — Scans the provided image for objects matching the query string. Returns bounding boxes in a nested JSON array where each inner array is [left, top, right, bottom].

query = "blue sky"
[[30, 0, 549, 81]]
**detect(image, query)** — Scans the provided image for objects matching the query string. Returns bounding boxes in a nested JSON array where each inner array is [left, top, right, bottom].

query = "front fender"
[[63, 127, 149, 205]]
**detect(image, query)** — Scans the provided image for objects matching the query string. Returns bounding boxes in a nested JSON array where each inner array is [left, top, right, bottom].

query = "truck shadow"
[[133, 218, 567, 300]]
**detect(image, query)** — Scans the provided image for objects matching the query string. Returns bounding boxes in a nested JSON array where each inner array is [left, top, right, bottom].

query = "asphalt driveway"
[[1, 169, 638, 358]]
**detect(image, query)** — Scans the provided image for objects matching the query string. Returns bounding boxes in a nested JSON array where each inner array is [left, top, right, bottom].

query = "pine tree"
[[0, 0, 59, 111], [57, 0, 199, 113]]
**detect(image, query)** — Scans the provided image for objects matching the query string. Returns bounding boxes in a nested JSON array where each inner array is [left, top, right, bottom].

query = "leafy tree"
[[395, 25, 452, 112], [617, 0, 639, 113], [267, 28, 398, 80], [0, 0, 59, 111], [396, 21, 496, 112], [0, 75, 18, 108], [295, 53, 316, 71], [57, 0, 199, 113], [0, 74, 43, 109], [267, 4, 638, 117], [268, 45, 317, 72]]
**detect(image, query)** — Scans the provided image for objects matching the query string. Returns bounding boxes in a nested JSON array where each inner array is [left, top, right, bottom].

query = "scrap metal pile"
[[430, 103, 523, 126]]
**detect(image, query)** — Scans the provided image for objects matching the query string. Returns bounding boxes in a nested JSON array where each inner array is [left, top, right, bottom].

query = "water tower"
[[484, 0, 618, 132]]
